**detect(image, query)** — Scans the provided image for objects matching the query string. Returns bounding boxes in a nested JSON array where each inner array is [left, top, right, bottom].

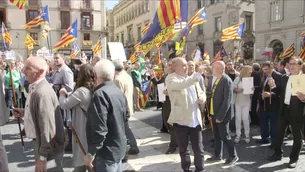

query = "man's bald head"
[[172, 57, 187, 76], [23, 56, 48, 83], [212, 60, 225, 77]]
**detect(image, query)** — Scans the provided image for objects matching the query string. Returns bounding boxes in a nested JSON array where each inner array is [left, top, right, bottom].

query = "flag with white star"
[[23, 5, 50, 29], [187, 7, 207, 28], [221, 23, 245, 41], [53, 19, 78, 51]]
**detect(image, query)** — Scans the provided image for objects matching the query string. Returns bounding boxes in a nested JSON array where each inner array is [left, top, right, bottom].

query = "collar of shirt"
[[285, 68, 290, 75], [174, 73, 186, 79], [29, 78, 45, 92]]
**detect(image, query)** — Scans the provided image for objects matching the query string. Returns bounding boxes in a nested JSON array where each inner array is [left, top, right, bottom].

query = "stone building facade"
[[255, 0, 305, 61], [187, 0, 255, 62], [112, 0, 159, 58], [0, 0, 106, 60]]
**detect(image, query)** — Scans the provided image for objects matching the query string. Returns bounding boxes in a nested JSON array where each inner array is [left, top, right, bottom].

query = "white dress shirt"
[[284, 78, 292, 105], [23, 78, 45, 139]]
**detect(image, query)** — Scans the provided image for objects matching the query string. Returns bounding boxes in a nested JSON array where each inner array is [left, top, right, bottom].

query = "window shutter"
[[90, 14, 93, 27], [26, 11, 29, 23]]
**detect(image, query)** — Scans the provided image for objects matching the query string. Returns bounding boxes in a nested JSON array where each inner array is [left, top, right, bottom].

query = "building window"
[[245, 15, 252, 31], [26, 10, 39, 23], [197, 25, 203, 35], [137, 26, 141, 41], [145, 1, 149, 12], [29, 0, 39, 6], [83, 0, 91, 8], [60, 11, 70, 29], [0, 9, 6, 27], [127, 26, 132, 42], [60, 0, 70, 8], [197, 0, 202, 9], [142, 2, 145, 14], [213, 40, 223, 56], [215, 16, 222, 32], [84, 33, 90, 40], [116, 35, 119, 41], [30, 32, 38, 40], [121, 33, 124, 44], [210, 0, 215, 5], [81, 12, 93, 30], [270, 0, 280, 21], [138, 5, 141, 15]]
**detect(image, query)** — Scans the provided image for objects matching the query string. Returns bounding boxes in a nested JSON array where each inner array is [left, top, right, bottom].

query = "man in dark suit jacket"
[[13, 56, 65, 172], [268, 56, 305, 168], [206, 61, 238, 165], [85, 59, 128, 172], [256, 61, 282, 148]]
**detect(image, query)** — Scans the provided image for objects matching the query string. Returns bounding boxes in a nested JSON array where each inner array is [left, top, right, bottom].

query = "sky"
[[105, 0, 119, 9]]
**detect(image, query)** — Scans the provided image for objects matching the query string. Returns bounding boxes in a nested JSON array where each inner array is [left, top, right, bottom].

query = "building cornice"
[[255, 23, 305, 34]]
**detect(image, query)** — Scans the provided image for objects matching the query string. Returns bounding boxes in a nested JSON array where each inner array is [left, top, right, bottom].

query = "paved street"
[[2, 107, 305, 171]]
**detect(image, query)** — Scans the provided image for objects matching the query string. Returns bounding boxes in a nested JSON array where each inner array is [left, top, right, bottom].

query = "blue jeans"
[[259, 106, 278, 144], [93, 157, 123, 172]]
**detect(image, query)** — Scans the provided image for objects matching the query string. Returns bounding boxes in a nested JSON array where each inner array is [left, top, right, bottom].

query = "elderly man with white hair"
[[85, 59, 128, 172], [13, 56, 65, 172], [113, 59, 139, 157]]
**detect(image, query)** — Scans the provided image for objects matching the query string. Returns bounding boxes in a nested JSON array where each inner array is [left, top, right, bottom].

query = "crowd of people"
[[0, 52, 304, 172]]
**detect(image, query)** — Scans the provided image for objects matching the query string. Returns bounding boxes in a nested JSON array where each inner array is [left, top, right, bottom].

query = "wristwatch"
[[39, 155, 47, 161]]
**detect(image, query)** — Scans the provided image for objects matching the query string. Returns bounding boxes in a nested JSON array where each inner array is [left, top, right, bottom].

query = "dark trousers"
[[174, 124, 204, 172], [259, 106, 277, 144], [274, 106, 303, 162], [250, 90, 260, 125], [162, 98, 177, 149], [124, 121, 138, 149], [213, 119, 237, 159]]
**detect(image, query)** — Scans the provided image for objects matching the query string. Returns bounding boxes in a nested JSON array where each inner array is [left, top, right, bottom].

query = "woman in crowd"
[[58, 64, 95, 172], [233, 65, 253, 144]]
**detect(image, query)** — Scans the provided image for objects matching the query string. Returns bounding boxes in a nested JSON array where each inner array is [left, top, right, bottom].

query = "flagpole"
[[40, 3, 52, 53]]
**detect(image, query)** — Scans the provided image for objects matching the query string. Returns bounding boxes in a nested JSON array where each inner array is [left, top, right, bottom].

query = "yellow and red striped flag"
[[279, 43, 295, 59], [10, 0, 28, 9], [298, 46, 305, 61], [2, 22, 12, 44], [23, 5, 50, 30], [92, 36, 102, 55], [188, 7, 207, 28], [24, 33, 35, 50], [141, 23, 151, 35], [53, 19, 78, 51], [130, 52, 139, 64], [221, 23, 245, 41]]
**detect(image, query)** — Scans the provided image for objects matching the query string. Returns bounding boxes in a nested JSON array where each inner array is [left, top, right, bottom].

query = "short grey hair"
[[94, 59, 115, 81], [112, 59, 124, 71]]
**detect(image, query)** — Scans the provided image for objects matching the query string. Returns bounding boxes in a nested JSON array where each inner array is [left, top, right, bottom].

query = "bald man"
[[13, 56, 65, 172], [206, 61, 238, 165], [166, 57, 206, 172]]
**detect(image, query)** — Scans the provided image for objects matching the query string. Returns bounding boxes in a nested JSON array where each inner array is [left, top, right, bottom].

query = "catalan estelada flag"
[[213, 46, 227, 62], [70, 43, 81, 59], [188, 7, 207, 28], [92, 36, 102, 55], [2, 22, 12, 44], [139, 80, 153, 109], [221, 23, 245, 41], [53, 19, 78, 51], [130, 52, 139, 64], [23, 5, 50, 29], [24, 33, 35, 50], [279, 43, 295, 59], [10, 0, 28, 9], [141, 23, 151, 35], [298, 46, 305, 61], [141, 0, 188, 45]]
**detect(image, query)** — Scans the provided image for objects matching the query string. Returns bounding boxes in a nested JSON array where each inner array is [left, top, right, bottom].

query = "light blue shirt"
[[187, 85, 200, 128]]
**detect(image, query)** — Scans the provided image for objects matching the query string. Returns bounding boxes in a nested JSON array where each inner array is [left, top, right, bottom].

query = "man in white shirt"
[[268, 56, 305, 168], [165, 57, 206, 172]]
